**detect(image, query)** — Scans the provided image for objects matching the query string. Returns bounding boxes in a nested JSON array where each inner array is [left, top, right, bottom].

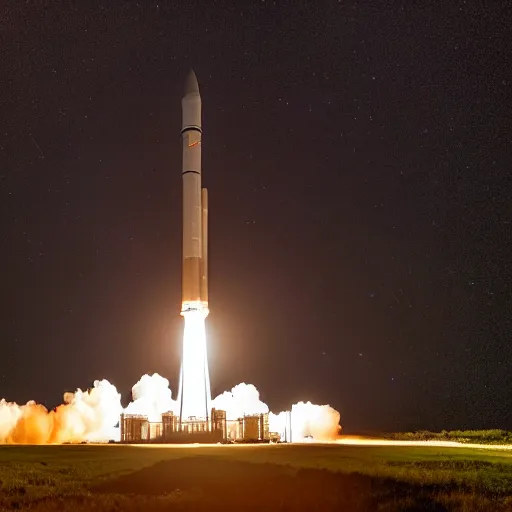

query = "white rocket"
[[179, 70, 212, 421], [181, 70, 208, 315]]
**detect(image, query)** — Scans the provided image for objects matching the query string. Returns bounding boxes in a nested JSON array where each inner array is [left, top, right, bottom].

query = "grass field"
[[386, 429, 512, 445], [1, 443, 512, 511]]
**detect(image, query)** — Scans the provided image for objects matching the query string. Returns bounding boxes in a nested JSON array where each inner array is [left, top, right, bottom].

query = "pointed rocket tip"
[[184, 69, 199, 95]]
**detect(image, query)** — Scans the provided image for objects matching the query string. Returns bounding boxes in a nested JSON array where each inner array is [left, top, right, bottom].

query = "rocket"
[[181, 70, 208, 315]]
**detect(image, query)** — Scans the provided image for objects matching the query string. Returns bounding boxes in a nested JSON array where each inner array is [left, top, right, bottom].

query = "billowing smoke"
[[123, 373, 178, 422], [212, 383, 269, 419], [0, 379, 122, 444], [269, 402, 341, 442], [1, 375, 341, 444], [212, 384, 341, 442]]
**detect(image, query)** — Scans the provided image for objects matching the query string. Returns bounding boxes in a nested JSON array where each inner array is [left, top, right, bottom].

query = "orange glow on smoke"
[[1, 380, 122, 444]]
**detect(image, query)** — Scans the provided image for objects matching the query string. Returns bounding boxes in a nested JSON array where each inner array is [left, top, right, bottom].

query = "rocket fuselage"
[[181, 70, 208, 314]]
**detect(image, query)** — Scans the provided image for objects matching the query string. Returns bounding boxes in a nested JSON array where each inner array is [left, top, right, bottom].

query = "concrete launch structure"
[[177, 70, 212, 422]]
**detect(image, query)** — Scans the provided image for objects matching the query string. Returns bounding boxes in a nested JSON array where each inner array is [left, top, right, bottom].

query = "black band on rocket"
[[181, 126, 202, 135]]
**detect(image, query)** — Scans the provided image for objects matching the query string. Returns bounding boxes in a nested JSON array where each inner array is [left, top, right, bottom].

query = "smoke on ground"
[[212, 383, 269, 419], [0, 375, 341, 444], [269, 402, 341, 442], [123, 374, 178, 422], [0, 379, 122, 444]]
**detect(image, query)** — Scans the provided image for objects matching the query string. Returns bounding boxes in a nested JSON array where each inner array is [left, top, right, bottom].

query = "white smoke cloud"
[[212, 383, 269, 420], [211, 384, 341, 441], [0, 375, 341, 444], [0, 379, 122, 444], [64, 379, 123, 442], [269, 401, 341, 442], [123, 373, 178, 422], [0, 399, 23, 443]]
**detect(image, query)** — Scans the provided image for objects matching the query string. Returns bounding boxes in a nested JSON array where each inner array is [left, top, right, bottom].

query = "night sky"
[[2, 2, 510, 433]]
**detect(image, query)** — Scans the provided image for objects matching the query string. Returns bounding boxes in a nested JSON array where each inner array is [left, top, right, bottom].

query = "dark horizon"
[[2, 2, 510, 433]]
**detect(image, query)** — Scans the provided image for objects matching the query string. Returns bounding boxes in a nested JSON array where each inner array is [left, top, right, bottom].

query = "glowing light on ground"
[[177, 308, 211, 420], [335, 438, 512, 450]]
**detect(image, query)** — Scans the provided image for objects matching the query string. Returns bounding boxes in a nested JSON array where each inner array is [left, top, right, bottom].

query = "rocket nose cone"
[[184, 69, 199, 95]]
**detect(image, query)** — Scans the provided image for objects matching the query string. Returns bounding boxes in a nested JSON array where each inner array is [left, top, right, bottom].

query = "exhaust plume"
[[123, 373, 178, 421], [269, 402, 341, 442], [0, 379, 122, 444], [212, 383, 269, 420], [1, 375, 341, 444]]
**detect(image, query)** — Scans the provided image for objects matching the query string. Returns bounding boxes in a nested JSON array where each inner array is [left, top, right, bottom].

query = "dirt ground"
[[90, 456, 458, 511]]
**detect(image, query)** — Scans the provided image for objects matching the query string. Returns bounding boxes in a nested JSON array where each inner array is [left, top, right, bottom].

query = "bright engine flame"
[[177, 309, 211, 420]]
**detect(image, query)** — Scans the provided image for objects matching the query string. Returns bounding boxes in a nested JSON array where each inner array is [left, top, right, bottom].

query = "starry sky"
[[2, 2, 510, 433]]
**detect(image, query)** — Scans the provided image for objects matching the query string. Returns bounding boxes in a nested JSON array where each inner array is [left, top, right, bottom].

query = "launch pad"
[[120, 409, 272, 444]]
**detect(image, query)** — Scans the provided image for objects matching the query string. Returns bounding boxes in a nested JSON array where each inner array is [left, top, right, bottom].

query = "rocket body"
[[178, 70, 211, 421], [181, 70, 208, 314]]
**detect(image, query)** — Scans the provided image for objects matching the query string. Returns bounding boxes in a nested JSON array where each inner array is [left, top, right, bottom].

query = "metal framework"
[[120, 409, 271, 444]]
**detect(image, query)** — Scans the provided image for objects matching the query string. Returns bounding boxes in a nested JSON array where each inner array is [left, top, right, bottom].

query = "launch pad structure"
[[120, 409, 272, 444]]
